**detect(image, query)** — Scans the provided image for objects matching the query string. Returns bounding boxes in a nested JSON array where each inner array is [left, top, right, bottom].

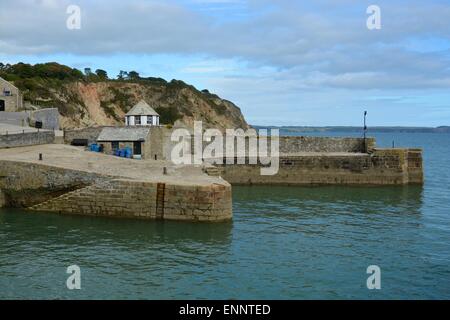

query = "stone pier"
[[0, 134, 424, 222], [211, 148, 423, 185], [0, 144, 232, 221]]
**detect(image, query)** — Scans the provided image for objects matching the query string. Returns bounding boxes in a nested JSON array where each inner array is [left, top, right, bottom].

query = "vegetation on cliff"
[[0, 62, 249, 129]]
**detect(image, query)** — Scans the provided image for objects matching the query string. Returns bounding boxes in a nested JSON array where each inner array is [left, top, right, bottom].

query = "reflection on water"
[[1, 131, 450, 299], [236, 185, 424, 210], [0, 210, 233, 246]]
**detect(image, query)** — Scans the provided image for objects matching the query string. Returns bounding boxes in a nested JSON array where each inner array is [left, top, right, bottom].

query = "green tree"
[[128, 71, 140, 80], [70, 68, 84, 79], [155, 106, 181, 125], [117, 70, 128, 80], [95, 69, 108, 80]]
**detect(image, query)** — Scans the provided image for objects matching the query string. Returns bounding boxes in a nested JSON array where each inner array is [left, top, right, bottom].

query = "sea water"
[[0, 132, 449, 299]]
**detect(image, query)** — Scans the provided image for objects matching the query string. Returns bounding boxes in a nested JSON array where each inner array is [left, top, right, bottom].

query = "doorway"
[[133, 141, 142, 155], [0, 100, 5, 111]]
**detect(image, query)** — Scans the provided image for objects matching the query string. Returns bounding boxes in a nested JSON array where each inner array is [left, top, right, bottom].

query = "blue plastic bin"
[[90, 143, 100, 152]]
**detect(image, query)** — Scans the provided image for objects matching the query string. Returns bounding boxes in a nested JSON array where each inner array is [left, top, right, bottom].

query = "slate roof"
[[125, 100, 159, 116], [97, 127, 150, 142]]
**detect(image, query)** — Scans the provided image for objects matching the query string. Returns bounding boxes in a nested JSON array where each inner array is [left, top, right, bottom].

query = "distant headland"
[[253, 125, 450, 133]]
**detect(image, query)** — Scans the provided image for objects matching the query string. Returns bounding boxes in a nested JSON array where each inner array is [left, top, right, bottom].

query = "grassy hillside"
[[0, 62, 249, 130]]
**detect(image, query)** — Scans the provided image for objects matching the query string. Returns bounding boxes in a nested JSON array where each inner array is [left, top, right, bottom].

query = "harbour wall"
[[144, 132, 423, 186], [0, 130, 55, 149], [61, 127, 423, 186], [212, 148, 423, 185], [29, 179, 231, 222], [190, 135, 375, 155], [63, 126, 109, 145], [276, 136, 375, 153], [0, 160, 109, 207], [0, 160, 232, 221], [64, 127, 375, 157]]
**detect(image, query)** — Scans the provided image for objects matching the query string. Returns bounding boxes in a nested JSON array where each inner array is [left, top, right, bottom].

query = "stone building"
[[125, 100, 160, 126], [97, 127, 149, 159], [96, 126, 164, 160], [0, 77, 23, 112]]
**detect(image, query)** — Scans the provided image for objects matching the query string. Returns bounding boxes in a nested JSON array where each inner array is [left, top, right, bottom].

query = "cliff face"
[[30, 80, 249, 130]]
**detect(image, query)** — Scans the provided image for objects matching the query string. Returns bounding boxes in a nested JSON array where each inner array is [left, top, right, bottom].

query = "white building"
[[125, 100, 160, 126]]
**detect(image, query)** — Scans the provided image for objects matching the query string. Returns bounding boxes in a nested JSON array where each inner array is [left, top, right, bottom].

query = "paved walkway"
[[0, 144, 228, 186]]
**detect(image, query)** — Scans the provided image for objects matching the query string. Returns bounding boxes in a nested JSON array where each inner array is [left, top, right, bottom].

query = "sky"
[[1, 0, 450, 126]]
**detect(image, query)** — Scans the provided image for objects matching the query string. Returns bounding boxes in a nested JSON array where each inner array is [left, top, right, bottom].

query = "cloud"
[[1, 0, 450, 92]]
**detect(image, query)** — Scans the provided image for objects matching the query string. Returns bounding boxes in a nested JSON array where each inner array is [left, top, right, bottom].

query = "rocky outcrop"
[[28, 80, 250, 131]]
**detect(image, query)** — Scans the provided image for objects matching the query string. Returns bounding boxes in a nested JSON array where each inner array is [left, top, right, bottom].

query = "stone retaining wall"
[[30, 108, 60, 130], [0, 111, 29, 126]]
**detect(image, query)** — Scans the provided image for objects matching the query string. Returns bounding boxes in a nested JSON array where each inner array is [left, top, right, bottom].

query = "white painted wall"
[[124, 115, 160, 126]]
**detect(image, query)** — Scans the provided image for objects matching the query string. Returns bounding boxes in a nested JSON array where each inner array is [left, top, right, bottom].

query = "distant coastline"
[[253, 125, 450, 133]]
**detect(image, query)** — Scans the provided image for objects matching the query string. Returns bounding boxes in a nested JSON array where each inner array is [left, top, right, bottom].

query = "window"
[[3, 90, 11, 96], [135, 116, 141, 125], [112, 142, 119, 150], [147, 116, 152, 125]]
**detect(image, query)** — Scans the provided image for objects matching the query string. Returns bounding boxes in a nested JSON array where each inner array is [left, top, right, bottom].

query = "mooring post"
[[363, 110, 368, 152]]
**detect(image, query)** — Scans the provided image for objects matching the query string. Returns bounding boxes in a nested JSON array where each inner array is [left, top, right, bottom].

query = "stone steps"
[[28, 185, 93, 211], [204, 166, 221, 177]]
